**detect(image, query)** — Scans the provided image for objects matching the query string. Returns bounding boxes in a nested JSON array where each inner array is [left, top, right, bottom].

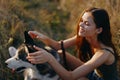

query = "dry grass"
[[0, 0, 120, 79]]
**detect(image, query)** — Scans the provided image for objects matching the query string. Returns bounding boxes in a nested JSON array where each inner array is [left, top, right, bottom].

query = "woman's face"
[[78, 12, 100, 37]]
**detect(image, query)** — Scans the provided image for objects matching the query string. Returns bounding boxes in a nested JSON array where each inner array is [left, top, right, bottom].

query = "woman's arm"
[[59, 51, 84, 70], [27, 47, 111, 80], [50, 49, 112, 79], [28, 31, 80, 69], [28, 31, 77, 50]]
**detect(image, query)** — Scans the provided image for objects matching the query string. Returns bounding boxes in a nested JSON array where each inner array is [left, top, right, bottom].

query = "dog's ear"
[[8, 46, 17, 57]]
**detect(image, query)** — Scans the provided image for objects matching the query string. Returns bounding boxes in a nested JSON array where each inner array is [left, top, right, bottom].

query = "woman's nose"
[[79, 22, 84, 28]]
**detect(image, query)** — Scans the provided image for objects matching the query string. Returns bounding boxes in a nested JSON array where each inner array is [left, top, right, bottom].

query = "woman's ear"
[[96, 27, 102, 34]]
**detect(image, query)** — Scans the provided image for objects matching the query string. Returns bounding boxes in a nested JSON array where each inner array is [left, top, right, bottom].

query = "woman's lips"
[[79, 28, 85, 33]]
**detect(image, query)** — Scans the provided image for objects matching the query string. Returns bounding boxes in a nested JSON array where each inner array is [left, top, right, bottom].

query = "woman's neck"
[[86, 37, 108, 53], [86, 36, 98, 45], [85, 37, 102, 49]]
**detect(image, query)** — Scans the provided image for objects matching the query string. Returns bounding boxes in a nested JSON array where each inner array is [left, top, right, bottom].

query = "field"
[[0, 0, 120, 79]]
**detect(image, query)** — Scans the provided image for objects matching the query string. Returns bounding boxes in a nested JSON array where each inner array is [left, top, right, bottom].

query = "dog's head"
[[5, 45, 34, 73], [5, 44, 61, 75]]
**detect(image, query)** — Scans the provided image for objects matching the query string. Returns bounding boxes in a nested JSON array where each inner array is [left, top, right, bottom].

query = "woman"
[[27, 7, 119, 80]]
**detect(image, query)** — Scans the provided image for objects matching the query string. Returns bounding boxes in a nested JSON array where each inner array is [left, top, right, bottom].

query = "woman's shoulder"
[[99, 47, 115, 65], [102, 47, 114, 53], [95, 47, 113, 54]]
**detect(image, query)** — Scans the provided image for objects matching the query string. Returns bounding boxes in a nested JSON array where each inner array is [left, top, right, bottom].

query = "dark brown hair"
[[76, 7, 118, 62]]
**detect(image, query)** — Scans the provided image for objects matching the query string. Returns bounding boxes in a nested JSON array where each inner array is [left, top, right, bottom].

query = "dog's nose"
[[5, 63, 8, 66], [5, 61, 8, 65]]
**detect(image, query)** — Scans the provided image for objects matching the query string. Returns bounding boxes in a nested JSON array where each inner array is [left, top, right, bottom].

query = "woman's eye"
[[85, 21, 89, 25]]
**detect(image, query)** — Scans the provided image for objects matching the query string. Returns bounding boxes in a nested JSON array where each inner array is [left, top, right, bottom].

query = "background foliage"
[[0, 0, 120, 80]]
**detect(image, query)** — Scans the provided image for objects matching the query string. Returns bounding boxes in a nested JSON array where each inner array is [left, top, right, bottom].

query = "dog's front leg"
[[24, 69, 32, 80], [24, 68, 41, 80], [24, 76, 29, 80], [24, 74, 30, 80]]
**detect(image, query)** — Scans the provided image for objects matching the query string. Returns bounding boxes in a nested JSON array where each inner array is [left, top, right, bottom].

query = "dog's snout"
[[5, 60, 9, 66], [5, 62, 8, 66]]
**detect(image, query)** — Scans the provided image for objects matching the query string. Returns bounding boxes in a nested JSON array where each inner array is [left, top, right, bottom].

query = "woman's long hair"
[[76, 7, 118, 62]]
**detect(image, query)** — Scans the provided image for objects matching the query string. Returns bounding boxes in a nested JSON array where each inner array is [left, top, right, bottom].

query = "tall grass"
[[0, 0, 120, 79]]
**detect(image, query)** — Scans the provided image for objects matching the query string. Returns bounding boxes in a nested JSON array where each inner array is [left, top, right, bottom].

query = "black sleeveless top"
[[95, 48, 119, 80]]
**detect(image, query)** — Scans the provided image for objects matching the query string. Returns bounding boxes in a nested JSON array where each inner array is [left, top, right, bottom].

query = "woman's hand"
[[28, 31, 47, 40], [26, 46, 52, 64]]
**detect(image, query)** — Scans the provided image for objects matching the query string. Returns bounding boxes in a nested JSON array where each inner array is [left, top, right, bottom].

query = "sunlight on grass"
[[0, 0, 120, 79]]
